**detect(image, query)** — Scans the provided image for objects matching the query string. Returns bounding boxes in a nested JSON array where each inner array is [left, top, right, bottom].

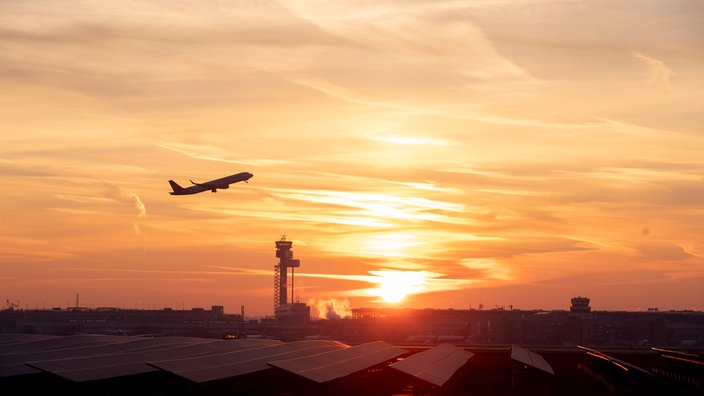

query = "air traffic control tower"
[[274, 235, 300, 309], [273, 236, 310, 329]]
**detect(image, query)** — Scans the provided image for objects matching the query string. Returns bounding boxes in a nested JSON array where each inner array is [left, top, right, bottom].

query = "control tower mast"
[[274, 235, 300, 311]]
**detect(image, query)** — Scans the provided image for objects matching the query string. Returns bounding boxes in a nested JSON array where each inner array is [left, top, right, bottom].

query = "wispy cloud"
[[459, 258, 513, 281], [101, 179, 147, 235], [632, 51, 672, 89], [268, 188, 464, 223], [157, 142, 289, 167], [371, 135, 452, 146]]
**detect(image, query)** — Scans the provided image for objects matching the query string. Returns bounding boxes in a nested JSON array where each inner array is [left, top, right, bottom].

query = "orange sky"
[[2, 1, 703, 316]]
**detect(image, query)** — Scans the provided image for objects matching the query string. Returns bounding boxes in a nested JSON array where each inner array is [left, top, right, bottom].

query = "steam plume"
[[308, 298, 352, 319]]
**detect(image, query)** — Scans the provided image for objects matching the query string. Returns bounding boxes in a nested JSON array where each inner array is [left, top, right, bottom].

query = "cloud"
[[371, 135, 452, 146], [269, 188, 464, 223], [632, 51, 672, 88], [459, 258, 513, 281], [157, 142, 289, 167], [636, 244, 695, 261]]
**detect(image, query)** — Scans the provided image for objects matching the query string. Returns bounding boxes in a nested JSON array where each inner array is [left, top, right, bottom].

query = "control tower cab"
[[570, 296, 591, 313]]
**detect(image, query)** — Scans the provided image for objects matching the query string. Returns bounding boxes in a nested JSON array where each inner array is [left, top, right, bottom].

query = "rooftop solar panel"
[[149, 339, 348, 383], [0, 334, 59, 347], [25, 337, 223, 382], [511, 344, 555, 375], [389, 343, 475, 387], [268, 341, 407, 383], [0, 335, 139, 377], [0, 334, 128, 356]]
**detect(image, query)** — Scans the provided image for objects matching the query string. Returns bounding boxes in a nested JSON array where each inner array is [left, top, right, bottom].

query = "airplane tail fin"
[[168, 180, 184, 195]]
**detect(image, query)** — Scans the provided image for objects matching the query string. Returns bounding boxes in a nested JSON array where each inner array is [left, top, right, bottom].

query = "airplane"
[[168, 172, 253, 195]]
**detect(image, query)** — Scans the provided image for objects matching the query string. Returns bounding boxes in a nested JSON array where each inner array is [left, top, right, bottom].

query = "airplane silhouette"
[[169, 172, 253, 195]]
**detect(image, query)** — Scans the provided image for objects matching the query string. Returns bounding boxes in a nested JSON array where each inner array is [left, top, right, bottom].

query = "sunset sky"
[[2, 0, 703, 317]]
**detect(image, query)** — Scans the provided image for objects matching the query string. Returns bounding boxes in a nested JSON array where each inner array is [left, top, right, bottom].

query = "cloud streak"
[[632, 51, 672, 88]]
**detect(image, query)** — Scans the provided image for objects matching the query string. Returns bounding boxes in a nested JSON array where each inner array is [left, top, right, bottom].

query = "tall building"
[[273, 235, 300, 309], [273, 235, 309, 329]]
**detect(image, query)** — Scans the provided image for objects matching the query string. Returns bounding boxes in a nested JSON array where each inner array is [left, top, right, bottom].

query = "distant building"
[[275, 303, 311, 325], [570, 296, 591, 313]]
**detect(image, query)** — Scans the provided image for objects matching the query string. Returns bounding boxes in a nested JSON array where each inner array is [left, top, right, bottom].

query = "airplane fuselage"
[[169, 172, 253, 195]]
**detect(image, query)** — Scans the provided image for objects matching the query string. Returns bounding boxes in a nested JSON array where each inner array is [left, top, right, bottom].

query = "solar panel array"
[[1, 334, 269, 381], [13, 334, 658, 393], [25, 337, 224, 382], [149, 340, 348, 383], [1, 335, 409, 386]]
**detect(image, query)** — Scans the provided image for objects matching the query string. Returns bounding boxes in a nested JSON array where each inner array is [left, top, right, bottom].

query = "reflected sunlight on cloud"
[[269, 189, 464, 224], [361, 233, 425, 258], [459, 258, 513, 281], [389, 180, 460, 193], [315, 230, 504, 262]]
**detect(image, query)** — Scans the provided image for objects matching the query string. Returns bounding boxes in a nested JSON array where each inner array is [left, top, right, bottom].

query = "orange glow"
[[367, 271, 429, 303]]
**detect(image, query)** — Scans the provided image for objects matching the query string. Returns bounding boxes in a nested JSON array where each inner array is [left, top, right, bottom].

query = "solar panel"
[[0, 334, 59, 348], [511, 344, 555, 375], [25, 337, 222, 382], [389, 343, 475, 387], [0, 334, 127, 356], [578, 345, 653, 376], [0, 335, 138, 377], [149, 339, 348, 383], [268, 341, 407, 383]]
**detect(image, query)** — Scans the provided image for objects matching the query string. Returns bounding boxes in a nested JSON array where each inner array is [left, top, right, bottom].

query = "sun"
[[369, 270, 428, 303]]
